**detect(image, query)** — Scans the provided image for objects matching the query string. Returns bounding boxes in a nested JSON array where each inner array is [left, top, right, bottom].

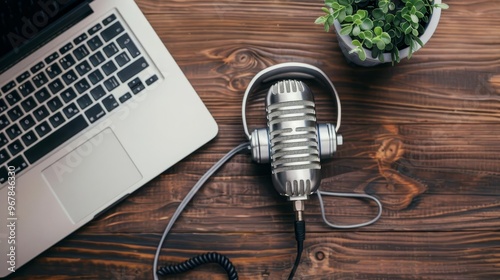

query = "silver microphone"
[[250, 80, 342, 201]]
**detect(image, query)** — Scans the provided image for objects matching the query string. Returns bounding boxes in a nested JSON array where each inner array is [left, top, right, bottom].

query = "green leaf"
[[374, 26, 383, 36], [321, 7, 331, 14], [372, 8, 385, 20], [360, 18, 373, 30], [412, 28, 419, 36], [363, 31, 373, 39], [358, 48, 367, 61], [356, 9, 368, 19], [376, 40, 386, 50], [410, 14, 418, 23], [353, 25, 361, 36], [352, 39, 362, 47], [381, 32, 392, 44], [434, 3, 449, 9], [340, 24, 353, 35], [314, 15, 327, 25]]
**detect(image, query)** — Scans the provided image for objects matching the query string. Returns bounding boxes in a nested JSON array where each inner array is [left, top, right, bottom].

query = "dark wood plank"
[[8, 232, 500, 279]]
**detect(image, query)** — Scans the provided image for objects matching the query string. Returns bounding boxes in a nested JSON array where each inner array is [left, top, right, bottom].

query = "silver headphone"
[[242, 62, 343, 200]]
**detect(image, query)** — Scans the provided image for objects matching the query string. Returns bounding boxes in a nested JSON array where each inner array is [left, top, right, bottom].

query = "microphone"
[[250, 80, 343, 202]]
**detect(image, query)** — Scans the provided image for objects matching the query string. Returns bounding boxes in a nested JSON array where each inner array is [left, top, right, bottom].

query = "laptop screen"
[[0, 0, 89, 72]]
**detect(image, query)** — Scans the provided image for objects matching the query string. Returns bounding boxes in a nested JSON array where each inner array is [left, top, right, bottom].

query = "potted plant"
[[315, 0, 449, 66]]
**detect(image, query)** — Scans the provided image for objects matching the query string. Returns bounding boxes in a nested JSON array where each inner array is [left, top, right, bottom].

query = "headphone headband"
[[241, 62, 342, 139]]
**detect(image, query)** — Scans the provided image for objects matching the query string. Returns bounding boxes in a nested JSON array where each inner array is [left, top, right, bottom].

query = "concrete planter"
[[333, 0, 443, 66]]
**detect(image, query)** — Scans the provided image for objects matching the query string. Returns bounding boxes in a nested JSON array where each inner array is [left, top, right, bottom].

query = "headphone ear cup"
[[250, 128, 270, 164], [317, 123, 343, 160]]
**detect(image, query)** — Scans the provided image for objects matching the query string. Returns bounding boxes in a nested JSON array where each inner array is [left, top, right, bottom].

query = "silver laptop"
[[0, 0, 218, 277]]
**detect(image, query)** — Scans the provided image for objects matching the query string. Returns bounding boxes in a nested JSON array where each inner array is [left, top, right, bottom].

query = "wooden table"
[[7, 0, 500, 279]]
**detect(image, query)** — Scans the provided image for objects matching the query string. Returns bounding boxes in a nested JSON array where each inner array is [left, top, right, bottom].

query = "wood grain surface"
[[5, 0, 500, 279]]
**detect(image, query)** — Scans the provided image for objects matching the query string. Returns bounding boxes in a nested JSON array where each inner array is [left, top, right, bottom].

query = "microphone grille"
[[267, 80, 320, 174]]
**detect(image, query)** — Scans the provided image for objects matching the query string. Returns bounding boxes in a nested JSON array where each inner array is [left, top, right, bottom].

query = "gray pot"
[[333, 0, 443, 66]]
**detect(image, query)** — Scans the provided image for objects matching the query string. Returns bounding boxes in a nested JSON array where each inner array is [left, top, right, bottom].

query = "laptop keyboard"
[[0, 12, 159, 184]]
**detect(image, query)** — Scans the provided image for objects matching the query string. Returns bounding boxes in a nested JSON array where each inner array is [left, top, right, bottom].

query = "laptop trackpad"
[[42, 129, 142, 224]]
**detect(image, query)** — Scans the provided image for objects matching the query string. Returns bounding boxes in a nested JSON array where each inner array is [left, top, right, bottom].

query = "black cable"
[[157, 252, 238, 280], [288, 220, 306, 280]]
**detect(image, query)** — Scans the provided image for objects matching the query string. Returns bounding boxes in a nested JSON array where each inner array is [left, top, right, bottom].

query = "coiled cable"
[[157, 252, 238, 279]]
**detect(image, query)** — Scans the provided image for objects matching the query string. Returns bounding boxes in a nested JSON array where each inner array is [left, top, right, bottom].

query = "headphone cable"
[[153, 142, 251, 280]]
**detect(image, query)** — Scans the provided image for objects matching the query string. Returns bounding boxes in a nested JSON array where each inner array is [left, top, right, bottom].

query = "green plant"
[[315, 0, 448, 63]]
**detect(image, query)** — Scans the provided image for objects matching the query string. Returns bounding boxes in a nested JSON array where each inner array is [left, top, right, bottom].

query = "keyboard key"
[[73, 45, 90, 61], [90, 85, 106, 101], [117, 34, 141, 58], [8, 140, 24, 156], [46, 63, 62, 79], [103, 76, 119, 91], [0, 167, 8, 184], [16, 71, 30, 83], [7, 106, 24, 122], [128, 78, 145, 94], [88, 69, 104, 85], [75, 78, 91, 93], [88, 36, 103, 51], [5, 90, 22, 106], [49, 112, 65, 128], [119, 92, 132, 103], [45, 52, 59, 64], [33, 105, 50, 121], [102, 95, 119, 112], [0, 149, 10, 165], [0, 100, 7, 113], [21, 131, 38, 147], [103, 43, 119, 57], [47, 96, 63, 112], [85, 103, 106, 123], [35, 121, 52, 138], [0, 115, 11, 130], [146, 74, 159, 86], [2, 81, 16, 93], [101, 21, 125, 42], [32, 72, 49, 88], [60, 88, 77, 103], [48, 78, 64, 94], [21, 96, 37, 112], [62, 69, 78, 85], [60, 42, 74, 54], [117, 57, 148, 82], [59, 54, 76, 70], [89, 51, 105, 66], [8, 156, 28, 174], [103, 14, 117, 25], [63, 103, 80, 118], [74, 33, 88, 45], [102, 61, 117, 76], [115, 51, 130, 67], [0, 133, 8, 147], [18, 81, 35, 97], [24, 115, 89, 164], [30, 61, 45, 74], [88, 23, 102, 35], [76, 60, 92, 76], [19, 115, 36, 130], [6, 124, 22, 140], [77, 94, 92, 109]]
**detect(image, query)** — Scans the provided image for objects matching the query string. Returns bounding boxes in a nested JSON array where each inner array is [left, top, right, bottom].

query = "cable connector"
[[293, 200, 305, 221]]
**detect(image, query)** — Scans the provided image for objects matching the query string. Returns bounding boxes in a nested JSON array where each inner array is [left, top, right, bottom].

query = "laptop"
[[0, 0, 218, 277]]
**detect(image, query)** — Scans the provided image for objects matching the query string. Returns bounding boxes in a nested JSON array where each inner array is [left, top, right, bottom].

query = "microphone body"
[[251, 80, 342, 201]]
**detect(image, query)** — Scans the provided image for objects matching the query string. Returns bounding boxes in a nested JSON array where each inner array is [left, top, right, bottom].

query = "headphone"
[[241, 62, 343, 200]]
